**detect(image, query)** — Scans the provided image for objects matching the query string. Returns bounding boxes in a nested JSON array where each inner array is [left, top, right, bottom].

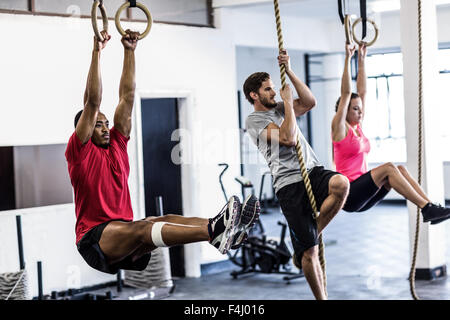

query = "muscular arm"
[[356, 44, 367, 120], [113, 31, 138, 138], [287, 69, 317, 117], [331, 44, 355, 142], [278, 50, 317, 117], [262, 84, 297, 147], [76, 34, 110, 144]]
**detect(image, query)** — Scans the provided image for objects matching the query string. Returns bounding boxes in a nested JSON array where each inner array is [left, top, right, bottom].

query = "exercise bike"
[[218, 163, 304, 283]]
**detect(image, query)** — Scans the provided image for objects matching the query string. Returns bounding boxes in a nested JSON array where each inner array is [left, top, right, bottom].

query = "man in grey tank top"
[[244, 50, 350, 300]]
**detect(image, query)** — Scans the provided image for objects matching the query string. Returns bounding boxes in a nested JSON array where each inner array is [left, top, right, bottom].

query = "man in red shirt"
[[66, 30, 260, 274]]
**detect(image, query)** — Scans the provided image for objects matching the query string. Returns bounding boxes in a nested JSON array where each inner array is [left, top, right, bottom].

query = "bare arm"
[[356, 43, 367, 120], [262, 84, 297, 147], [76, 32, 111, 144], [113, 30, 139, 138], [278, 50, 317, 117], [331, 43, 356, 142]]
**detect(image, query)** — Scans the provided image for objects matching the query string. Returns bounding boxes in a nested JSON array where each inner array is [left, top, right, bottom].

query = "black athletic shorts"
[[276, 166, 340, 265], [343, 170, 390, 212], [77, 220, 151, 275]]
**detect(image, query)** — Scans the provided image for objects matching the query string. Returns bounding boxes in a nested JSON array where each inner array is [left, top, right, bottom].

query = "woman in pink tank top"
[[331, 42, 450, 224]]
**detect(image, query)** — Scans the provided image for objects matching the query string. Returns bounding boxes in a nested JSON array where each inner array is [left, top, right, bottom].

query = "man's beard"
[[93, 140, 110, 149], [261, 97, 277, 109]]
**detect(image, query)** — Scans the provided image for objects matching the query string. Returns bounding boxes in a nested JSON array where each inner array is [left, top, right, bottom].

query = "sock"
[[207, 218, 213, 240]]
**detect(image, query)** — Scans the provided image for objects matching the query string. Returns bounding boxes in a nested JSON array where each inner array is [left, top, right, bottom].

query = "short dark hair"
[[74, 110, 83, 129], [243, 72, 271, 105], [335, 93, 360, 112]]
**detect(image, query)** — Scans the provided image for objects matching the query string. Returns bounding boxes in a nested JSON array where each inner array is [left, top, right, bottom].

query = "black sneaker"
[[431, 216, 450, 225], [230, 195, 261, 250], [421, 203, 450, 224], [208, 196, 241, 254]]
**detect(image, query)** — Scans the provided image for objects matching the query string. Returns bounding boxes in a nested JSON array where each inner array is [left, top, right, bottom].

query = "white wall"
[[221, 9, 332, 52]]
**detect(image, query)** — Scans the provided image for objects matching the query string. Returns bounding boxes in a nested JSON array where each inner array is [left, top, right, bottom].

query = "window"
[[363, 48, 450, 163], [0, 144, 73, 212], [34, 0, 127, 18], [0, 0, 213, 27], [437, 48, 450, 161], [132, 0, 212, 26], [364, 52, 406, 163], [0, 0, 28, 10]]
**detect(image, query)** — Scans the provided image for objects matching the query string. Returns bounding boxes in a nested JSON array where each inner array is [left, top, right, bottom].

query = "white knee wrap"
[[151, 222, 168, 247]]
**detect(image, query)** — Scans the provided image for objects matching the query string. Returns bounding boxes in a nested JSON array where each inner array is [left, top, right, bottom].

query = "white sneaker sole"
[[232, 195, 260, 249], [218, 196, 241, 254]]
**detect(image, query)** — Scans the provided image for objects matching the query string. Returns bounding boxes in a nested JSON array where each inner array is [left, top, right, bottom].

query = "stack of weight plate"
[[0, 269, 31, 300], [124, 248, 173, 299]]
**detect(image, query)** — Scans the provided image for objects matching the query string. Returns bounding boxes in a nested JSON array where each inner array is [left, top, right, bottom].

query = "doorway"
[[140, 98, 185, 277]]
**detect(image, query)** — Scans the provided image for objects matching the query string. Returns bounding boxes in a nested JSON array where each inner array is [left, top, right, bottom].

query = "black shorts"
[[343, 170, 390, 212], [77, 220, 151, 275], [276, 166, 339, 264]]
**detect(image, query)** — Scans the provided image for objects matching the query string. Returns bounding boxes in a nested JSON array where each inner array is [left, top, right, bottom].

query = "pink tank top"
[[333, 124, 371, 182]]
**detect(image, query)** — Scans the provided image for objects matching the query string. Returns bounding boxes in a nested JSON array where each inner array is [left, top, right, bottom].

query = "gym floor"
[[96, 202, 450, 300], [171, 201, 450, 300]]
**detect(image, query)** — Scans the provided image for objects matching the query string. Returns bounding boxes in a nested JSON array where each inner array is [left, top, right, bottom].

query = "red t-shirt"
[[65, 127, 133, 244]]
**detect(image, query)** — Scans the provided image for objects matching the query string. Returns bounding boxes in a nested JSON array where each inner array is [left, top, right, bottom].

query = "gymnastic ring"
[[344, 15, 352, 45], [352, 17, 379, 47], [115, 2, 153, 40], [91, 0, 109, 42]]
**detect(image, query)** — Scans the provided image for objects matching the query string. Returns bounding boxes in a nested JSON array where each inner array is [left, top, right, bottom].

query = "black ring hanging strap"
[[129, 0, 137, 7], [360, 0, 367, 40], [337, 0, 345, 24]]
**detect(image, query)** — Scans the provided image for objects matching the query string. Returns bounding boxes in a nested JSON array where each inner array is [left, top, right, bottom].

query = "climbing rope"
[[409, 0, 424, 301], [272, 0, 327, 296]]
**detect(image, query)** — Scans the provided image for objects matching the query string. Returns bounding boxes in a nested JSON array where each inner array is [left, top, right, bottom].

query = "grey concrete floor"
[[164, 202, 450, 300], [92, 202, 450, 301]]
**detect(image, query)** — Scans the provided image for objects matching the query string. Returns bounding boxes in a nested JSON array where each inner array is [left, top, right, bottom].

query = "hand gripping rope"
[[115, 0, 153, 40], [272, 0, 328, 297], [91, 0, 109, 41]]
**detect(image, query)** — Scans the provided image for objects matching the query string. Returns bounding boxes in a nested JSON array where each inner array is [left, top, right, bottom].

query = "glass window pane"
[[438, 48, 450, 72], [366, 52, 403, 76], [35, 0, 126, 18], [387, 77, 405, 138], [0, 0, 28, 10], [99, 0, 128, 18], [438, 73, 450, 160], [363, 52, 406, 163], [132, 0, 210, 26], [365, 77, 390, 139], [35, 0, 92, 15]]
